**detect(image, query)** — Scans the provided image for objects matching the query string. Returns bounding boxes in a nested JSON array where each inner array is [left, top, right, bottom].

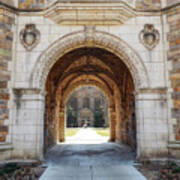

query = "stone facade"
[[0, 0, 180, 161]]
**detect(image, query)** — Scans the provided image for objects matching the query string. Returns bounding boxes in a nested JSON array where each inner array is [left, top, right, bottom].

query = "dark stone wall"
[[0, 8, 14, 142], [167, 7, 180, 140]]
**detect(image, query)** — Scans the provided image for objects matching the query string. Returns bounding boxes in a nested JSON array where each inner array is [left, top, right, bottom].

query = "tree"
[[67, 105, 77, 127], [94, 105, 105, 127]]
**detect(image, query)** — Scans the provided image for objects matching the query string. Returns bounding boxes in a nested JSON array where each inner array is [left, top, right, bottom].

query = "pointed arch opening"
[[44, 47, 136, 152]]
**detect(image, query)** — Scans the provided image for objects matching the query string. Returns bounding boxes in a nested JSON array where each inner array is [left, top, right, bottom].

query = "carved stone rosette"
[[20, 24, 40, 51], [139, 24, 160, 51]]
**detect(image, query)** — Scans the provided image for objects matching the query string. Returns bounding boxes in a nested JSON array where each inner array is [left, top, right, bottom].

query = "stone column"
[[59, 108, 65, 142], [11, 89, 45, 160], [135, 89, 169, 159], [109, 107, 116, 142]]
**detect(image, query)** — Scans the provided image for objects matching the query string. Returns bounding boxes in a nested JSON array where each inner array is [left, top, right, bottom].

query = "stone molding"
[[30, 29, 150, 91], [44, 1, 135, 25], [135, 88, 168, 101], [135, 88, 167, 94], [0, 1, 180, 17], [13, 88, 43, 95]]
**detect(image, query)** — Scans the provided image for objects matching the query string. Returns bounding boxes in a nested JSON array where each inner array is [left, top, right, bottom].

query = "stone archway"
[[44, 46, 136, 152], [27, 29, 153, 159]]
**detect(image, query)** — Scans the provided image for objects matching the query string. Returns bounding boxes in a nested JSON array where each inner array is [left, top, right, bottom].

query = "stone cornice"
[[134, 88, 168, 95], [13, 88, 45, 95], [0, 1, 180, 16], [44, 2, 136, 25]]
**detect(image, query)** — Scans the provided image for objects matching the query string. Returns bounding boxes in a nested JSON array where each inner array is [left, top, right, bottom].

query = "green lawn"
[[66, 128, 80, 137], [94, 128, 110, 137]]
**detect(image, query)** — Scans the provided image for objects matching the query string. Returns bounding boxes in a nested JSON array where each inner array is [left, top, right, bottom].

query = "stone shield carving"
[[20, 24, 40, 51], [139, 24, 160, 51]]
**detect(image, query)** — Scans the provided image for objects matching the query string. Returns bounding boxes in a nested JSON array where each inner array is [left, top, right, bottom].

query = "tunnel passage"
[[44, 47, 136, 151]]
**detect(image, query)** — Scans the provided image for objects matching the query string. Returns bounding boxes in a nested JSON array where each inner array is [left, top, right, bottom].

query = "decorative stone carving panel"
[[20, 24, 40, 51], [139, 24, 160, 51]]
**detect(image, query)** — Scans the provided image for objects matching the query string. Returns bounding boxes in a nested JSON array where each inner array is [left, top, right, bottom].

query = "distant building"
[[67, 86, 109, 127]]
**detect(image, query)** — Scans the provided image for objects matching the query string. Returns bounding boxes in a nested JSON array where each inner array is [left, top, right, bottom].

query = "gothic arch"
[[30, 29, 150, 91]]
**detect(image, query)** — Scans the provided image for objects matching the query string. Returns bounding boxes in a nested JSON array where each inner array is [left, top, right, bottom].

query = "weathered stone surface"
[[167, 0, 180, 6], [18, 0, 45, 9], [136, 0, 161, 10], [167, 7, 180, 140], [0, 8, 14, 143]]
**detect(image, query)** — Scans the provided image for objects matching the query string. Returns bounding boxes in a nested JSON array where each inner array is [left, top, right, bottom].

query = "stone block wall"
[[167, 6, 180, 140], [18, 0, 45, 9], [0, 9, 14, 143], [136, 0, 161, 10], [17, 0, 164, 10], [0, 0, 14, 6], [167, 0, 180, 6]]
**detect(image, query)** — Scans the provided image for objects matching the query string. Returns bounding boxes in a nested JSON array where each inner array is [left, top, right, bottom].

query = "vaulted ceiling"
[[46, 47, 134, 107]]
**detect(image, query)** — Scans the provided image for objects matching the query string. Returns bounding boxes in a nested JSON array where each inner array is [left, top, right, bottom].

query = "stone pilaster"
[[59, 108, 65, 142], [109, 107, 116, 142], [135, 89, 169, 159], [11, 89, 45, 159]]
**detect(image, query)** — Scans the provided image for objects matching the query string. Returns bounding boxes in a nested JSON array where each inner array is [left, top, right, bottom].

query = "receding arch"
[[43, 38, 137, 151], [30, 29, 150, 91], [58, 81, 117, 142], [62, 80, 115, 108]]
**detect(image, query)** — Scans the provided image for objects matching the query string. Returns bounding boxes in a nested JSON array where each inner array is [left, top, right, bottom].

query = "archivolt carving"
[[30, 30, 150, 91]]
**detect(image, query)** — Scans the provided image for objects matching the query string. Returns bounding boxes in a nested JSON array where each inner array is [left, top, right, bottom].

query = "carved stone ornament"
[[139, 24, 160, 51], [20, 24, 40, 51]]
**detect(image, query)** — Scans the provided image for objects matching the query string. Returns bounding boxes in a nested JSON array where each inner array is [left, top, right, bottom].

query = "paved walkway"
[[40, 128, 147, 180]]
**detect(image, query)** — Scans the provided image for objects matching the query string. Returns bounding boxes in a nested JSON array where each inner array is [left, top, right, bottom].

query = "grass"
[[66, 128, 80, 137], [94, 128, 110, 137]]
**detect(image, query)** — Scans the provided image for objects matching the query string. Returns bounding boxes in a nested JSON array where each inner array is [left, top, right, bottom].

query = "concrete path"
[[40, 129, 147, 180]]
